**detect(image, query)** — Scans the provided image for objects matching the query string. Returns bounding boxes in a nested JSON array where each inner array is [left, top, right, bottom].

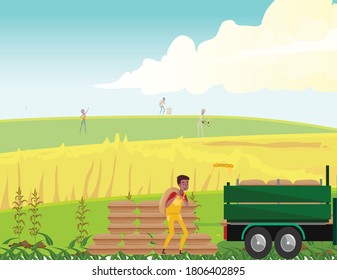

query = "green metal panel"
[[333, 198, 337, 245], [224, 186, 331, 203], [224, 204, 331, 222]]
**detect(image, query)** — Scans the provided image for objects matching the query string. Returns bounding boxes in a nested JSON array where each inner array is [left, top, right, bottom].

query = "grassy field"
[[0, 115, 337, 259], [0, 115, 336, 153]]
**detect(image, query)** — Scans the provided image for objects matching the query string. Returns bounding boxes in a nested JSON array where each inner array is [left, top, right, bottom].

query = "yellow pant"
[[163, 214, 189, 250]]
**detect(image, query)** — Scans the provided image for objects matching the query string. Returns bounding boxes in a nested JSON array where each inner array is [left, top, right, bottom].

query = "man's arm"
[[165, 192, 178, 208]]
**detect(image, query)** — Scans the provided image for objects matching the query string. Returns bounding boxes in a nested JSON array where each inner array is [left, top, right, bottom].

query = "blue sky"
[[1, 0, 337, 127]]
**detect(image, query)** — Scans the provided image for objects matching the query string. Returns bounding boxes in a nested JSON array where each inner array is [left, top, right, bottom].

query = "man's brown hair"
[[177, 175, 190, 185]]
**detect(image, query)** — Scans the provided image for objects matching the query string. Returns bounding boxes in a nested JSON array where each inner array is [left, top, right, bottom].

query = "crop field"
[[0, 116, 337, 259], [1, 131, 337, 208]]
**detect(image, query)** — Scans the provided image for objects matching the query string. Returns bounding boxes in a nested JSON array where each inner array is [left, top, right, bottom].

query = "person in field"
[[79, 108, 89, 134], [162, 175, 189, 254], [197, 108, 206, 137], [159, 97, 166, 114]]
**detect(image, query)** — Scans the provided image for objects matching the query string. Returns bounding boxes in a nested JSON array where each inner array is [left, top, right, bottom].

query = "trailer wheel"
[[244, 227, 272, 259], [275, 227, 302, 259]]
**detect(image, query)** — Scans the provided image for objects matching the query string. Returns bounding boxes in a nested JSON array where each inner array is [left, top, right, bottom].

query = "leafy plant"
[[125, 191, 132, 201], [28, 188, 43, 243], [127, 254, 149, 260], [75, 197, 90, 250], [37, 232, 54, 246], [12, 187, 27, 243], [189, 192, 197, 203], [188, 192, 202, 232]]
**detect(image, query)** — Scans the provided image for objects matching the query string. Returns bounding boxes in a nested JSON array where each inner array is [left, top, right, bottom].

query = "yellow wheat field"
[[0, 132, 337, 210]]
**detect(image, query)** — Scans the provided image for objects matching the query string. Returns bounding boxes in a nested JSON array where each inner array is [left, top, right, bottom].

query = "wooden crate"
[[89, 199, 218, 256], [108, 201, 137, 213], [108, 212, 137, 223], [88, 244, 121, 255], [121, 244, 153, 255], [92, 234, 122, 245], [123, 233, 151, 245], [108, 224, 137, 234]]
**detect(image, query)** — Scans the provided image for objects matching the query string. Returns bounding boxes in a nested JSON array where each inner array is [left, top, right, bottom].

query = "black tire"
[[274, 227, 302, 259], [244, 227, 272, 259]]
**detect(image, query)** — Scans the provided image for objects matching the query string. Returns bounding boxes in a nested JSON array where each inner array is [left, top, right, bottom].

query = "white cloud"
[[241, 29, 337, 56], [95, 0, 337, 94]]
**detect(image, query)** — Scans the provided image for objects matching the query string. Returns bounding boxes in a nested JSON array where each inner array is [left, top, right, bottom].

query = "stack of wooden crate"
[[88, 200, 218, 255]]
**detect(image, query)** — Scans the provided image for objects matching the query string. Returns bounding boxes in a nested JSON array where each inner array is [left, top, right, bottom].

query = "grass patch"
[[0, 244, 336, 260], [0, 116, 336, 153]]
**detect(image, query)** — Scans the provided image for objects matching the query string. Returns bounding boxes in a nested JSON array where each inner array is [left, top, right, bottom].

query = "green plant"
[[28, 188, 43, 243], [12, 187, 27, 243], [189, 192, 197, 203], [37, 232, 54, 246], [125, 191, 132, 201], [75, 197, 90, 249], [188, 192, 201, 232]]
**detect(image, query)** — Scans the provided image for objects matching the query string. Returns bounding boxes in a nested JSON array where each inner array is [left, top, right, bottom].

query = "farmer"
[[197, 108, 206, 137], [162, 175, 189, 254], [79, 108, 89, 134], [159, 97, 166, 114]]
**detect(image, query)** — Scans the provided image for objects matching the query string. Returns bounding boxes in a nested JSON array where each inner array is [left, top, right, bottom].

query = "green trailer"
[[223, 165, 337, 259]]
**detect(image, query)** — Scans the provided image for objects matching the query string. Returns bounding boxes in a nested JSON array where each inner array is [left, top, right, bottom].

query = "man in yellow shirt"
[[162, 175, 189, 254]]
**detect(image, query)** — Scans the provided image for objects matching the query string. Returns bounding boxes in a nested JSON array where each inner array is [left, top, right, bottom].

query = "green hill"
[[0, 115, 336, 153]]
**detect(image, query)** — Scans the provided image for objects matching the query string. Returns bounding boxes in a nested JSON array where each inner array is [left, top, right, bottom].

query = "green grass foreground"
[[1, 243, 337, 260], [0, 191, 337, 260], [0, 115, 336, 152]]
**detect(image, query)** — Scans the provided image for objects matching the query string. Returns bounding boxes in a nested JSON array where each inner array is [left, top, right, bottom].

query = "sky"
[[1, 0, 337, 127]]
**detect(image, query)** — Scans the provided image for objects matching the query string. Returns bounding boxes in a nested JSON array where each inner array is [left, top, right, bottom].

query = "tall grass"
[[12, 187, 26, 243], [28, 188, 43, 244], [75, 197, 90, 249]]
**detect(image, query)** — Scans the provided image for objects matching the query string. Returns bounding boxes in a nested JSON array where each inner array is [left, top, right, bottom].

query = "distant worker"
[[197, 108, 207, 137], [159, 97, 166, 114], [79, 108, 89, 134]]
